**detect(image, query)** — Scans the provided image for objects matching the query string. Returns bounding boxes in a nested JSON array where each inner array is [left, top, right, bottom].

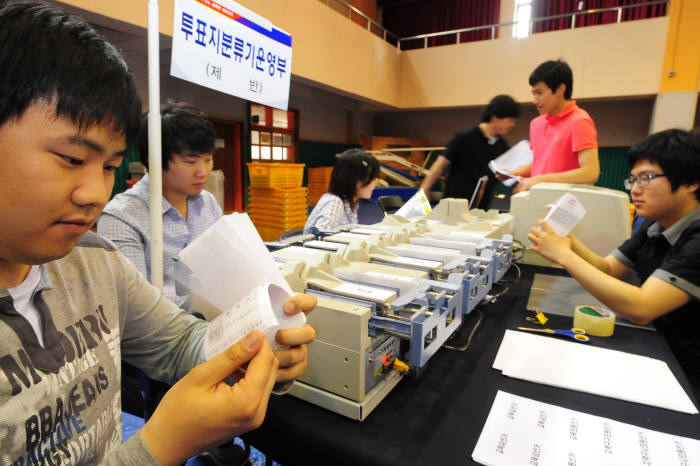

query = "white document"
[[395, 188, 432, 218], [332, 282, 396, 302], [493, 330, 698, 414], [472, 391, 700, 466], [385, 256, 443, 269], [177, 213, 306, 353], [543, 192, 586, 237], [272, 246, 330, 264], [488, 140, 533, 187], [205, 283, 291, 359], [334, 269, 418, 295]]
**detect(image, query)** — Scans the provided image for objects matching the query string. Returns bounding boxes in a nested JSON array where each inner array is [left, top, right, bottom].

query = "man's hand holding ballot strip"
[[528, 214, 691, 327], [176, 213, 316, 384], [142, 267, 316, 466]]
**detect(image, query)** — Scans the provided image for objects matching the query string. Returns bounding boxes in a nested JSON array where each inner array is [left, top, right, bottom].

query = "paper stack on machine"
[[510, 183, 631, 267], [395, 188, 432, 218], [267, 198, 515, 420]]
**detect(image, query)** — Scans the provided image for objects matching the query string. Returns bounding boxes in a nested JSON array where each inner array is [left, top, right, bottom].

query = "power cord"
[[511, 240, 525, 262], [498, 262, 521, 285], [485, 282, 509, 301], [444, 309, 484, 351]]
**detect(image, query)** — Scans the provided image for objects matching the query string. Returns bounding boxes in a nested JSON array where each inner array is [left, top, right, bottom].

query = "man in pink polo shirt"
[[509, 60, 600, 193]]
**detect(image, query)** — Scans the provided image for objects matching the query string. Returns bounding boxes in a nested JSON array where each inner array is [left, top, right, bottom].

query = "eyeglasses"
[[623, 173, 666, 190]]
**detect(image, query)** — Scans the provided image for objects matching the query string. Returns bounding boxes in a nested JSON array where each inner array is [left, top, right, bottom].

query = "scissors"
[[517, 326, 590, 343]]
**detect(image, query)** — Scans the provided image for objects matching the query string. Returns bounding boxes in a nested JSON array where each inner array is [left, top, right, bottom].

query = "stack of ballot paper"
[[493, 330, 698, 414], [395, 188, 431, 218], [488, 140, 532, 187], [175, 213, 306, 358], [473, 391, 700, 466]]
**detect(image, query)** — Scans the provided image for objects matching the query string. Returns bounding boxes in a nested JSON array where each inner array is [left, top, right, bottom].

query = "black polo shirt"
[[613, 205, 700, 394], [443, 125, 509, 206]]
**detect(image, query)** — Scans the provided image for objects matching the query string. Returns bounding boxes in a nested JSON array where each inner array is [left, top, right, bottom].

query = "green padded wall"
[[596, 146, 630, 196], [110, 146, 141, 199]]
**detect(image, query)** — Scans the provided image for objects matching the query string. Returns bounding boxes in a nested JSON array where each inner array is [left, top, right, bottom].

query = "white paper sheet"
[[489, 140, 533, 171], [333, 269, 418, 295], [385, 245, 461, 263], [177, 213, 306, 352], [493, 330, 698, 414], [543, 192, 586, 237], [333, 282, 396, 302], [488, 140, 533, 187], [472, 391, 700, 466], [395, 188, 431, 218], [383, 256, 443, 269], [205, 283, 290, 359]]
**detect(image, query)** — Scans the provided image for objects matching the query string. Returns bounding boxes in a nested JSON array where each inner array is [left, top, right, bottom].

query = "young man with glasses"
[[528, 129, 700, 399]]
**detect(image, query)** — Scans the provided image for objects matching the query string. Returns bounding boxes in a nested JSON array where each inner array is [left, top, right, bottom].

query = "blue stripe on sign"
[[235, 16, 292, 47]]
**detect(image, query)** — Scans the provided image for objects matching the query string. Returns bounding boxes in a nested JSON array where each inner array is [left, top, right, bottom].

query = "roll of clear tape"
[[573, 305, 616, 337]]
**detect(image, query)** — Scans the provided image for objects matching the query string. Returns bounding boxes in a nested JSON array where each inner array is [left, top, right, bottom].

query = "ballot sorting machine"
[[270, 198, 514, 420]]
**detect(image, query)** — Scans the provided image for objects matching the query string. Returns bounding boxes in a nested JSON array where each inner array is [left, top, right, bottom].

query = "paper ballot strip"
[[395, 188, 432, 218], [493, 330, 698, 414], [472, 391, 700, 466], [206, 283, 290, 359], [543, 192, 586, 237], [176, 213, 306, 352]]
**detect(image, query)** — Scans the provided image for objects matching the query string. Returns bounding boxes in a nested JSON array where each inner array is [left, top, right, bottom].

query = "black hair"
[[480, 95, 522, 123], [138, 101, 216, 171], [328, 149, 380, 209], [627, 129, 700, 200], [0, 0, 142, 148], [529, 59, 573, 100]]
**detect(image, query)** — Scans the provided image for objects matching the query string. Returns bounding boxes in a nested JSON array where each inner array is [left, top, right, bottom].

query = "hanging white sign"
[[171, 0, 292, 109]]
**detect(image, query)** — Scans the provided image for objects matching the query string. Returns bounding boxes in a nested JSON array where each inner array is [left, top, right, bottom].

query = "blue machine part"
[[369, 277, 462, 370], [370, 186, 419, 201], [441, 257, 493, 314], [305, 277, 463, 372], [472, 237, 513, 282]]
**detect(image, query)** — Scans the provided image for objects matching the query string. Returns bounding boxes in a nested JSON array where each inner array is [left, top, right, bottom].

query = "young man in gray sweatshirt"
[[0, 2, 315, 464]]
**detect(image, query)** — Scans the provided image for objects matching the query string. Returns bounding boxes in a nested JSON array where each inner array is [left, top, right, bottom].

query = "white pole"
[[148, 0, 164, 290]]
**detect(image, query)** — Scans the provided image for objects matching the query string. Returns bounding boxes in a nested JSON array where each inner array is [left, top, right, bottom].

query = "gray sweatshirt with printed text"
[[0, 232, 208, 465]]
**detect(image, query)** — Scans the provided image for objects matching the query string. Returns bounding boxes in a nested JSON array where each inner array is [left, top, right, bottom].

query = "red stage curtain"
[[532, 0, 578, 33], [383, 0, 501, 50], [532, 0, 666, 33]]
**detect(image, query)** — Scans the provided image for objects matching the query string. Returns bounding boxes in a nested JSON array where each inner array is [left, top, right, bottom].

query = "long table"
[[244, 265, 700, 465]]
